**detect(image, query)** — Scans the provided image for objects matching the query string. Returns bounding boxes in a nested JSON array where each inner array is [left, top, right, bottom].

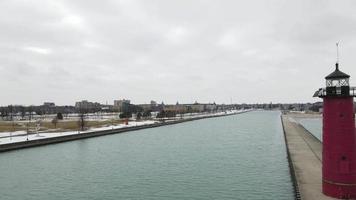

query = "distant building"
[[114, 99, 130, 112], [190, 102, 205, 112], [150, 100, 157, 106], [163, 104, 186, 113], [75, 100, 101, 112], [43, 102, 55, 107], [137, 100, 160, 112], [162, 102, 217, 113], [204, 103, 217, 112], [137, 104, 153, 111]]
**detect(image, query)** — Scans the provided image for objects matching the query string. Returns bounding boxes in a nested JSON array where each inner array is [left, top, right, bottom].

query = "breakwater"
[[0, 111, 247, 153], [281, 115, 301, 200], [281, 114, 332, 200]]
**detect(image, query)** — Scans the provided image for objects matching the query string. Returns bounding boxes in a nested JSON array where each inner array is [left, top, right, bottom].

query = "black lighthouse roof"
[[325, 63, 350, 79]]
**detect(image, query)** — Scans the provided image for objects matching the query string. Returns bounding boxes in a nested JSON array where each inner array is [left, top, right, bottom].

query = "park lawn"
[[0, 119, 125, 133]]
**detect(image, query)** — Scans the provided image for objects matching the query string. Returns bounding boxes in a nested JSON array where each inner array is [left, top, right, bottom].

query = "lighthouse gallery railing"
[[313, 87, 356, 97]]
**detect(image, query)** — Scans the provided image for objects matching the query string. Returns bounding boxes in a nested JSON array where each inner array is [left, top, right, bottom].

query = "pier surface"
[[282, 114, 335, 200]]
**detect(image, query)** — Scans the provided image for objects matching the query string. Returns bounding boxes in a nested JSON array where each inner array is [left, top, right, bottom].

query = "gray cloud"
[[1, 0, 356, 105]]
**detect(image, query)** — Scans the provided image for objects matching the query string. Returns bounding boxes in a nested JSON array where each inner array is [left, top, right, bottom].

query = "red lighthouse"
[[314, 62, 356, 198]]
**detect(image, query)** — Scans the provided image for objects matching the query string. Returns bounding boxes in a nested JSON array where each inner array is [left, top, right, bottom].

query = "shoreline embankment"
[[0, 111, 249, 153]]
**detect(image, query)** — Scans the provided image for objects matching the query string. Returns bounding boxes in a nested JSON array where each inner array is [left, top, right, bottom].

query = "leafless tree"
[[8, 105, 13, 121], [78, 112, 86, 132], [26, 123, 29, 141], [20, 106, 25, 120], [28, 106, 33, 121], [51, 117, 58, 128]]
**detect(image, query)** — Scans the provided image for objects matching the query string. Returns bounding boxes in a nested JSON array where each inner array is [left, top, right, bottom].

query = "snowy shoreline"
[[0, 110, 251, 150]]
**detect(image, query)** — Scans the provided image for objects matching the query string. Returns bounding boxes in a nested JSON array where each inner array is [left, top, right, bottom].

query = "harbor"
[[0, 111, 294, 200], [1, 109, 343, 200], [2, 0, 356, 199]]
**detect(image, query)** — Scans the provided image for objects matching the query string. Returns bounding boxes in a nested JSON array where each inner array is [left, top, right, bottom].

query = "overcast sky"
[[1, 0, 356, 106]]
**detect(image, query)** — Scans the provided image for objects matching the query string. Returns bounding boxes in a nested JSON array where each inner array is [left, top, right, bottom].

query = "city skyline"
[[1, 0, 356, 105]]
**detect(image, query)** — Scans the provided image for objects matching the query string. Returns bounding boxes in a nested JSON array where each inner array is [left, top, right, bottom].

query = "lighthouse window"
[[336, 87, 341, 95], [339, 113, 344, 118], [341, 156, 346, 161]]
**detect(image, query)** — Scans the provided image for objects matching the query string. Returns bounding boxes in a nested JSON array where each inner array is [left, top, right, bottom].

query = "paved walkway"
[[282, 115, 335, 200]]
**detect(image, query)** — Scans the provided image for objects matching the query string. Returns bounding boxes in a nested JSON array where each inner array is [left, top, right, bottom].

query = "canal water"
[[0, 111, 294, 200]]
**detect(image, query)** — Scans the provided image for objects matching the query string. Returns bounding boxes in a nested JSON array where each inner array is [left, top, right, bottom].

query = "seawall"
[[281, 114, 334, 200], [0, 111, 247, 153]]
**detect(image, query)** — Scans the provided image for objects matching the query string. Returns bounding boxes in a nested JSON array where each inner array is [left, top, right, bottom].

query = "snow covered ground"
[[0, 109, 251, 145], [0, 120, 157, 145]]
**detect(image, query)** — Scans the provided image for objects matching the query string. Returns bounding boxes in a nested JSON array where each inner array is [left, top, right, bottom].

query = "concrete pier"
[[281, 114, 335, 200]]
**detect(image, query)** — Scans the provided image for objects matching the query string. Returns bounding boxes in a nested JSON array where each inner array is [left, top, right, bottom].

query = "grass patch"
[[0, 119, 125, 133]]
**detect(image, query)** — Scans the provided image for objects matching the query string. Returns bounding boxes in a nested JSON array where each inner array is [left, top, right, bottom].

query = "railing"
[[313, 87, 356, 97]]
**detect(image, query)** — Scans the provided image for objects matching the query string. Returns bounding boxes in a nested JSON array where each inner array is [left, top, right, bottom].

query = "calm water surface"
[[0, 111, 293, 200], [299, 118, 322, 141]]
